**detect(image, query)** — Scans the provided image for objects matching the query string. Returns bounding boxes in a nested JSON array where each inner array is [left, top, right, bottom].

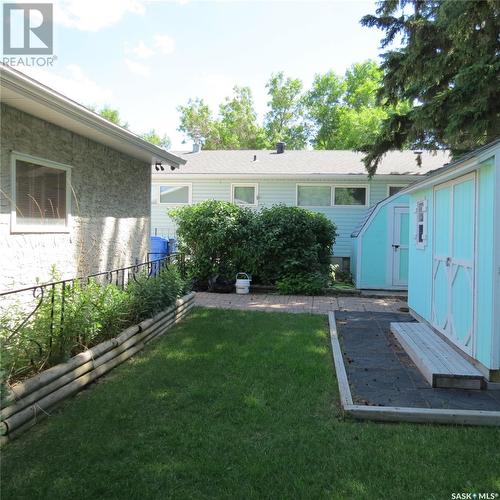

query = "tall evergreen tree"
[[360, 0, 500, 175]]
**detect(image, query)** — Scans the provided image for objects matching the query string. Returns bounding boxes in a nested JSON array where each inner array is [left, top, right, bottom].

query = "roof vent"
[[192, 143, 201, 154], [276, 142, 285, 154]]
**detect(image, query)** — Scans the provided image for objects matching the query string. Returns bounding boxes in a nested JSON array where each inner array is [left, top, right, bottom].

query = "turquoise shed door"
[[392, 207, 409, 286], [432, 173, 476, 354]]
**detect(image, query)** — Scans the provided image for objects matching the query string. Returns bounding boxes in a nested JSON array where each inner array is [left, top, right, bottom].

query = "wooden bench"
[[390, 322, 485, 390]]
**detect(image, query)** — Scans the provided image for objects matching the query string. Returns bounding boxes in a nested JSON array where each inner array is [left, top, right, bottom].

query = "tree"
[[304, 61, 400, 150], [90, 105, 129, 129], [140, 129, 171, 149], [178, 89, 267, 150], [177, 98, 216, 147], [264, 72, 309, 149], [217, 86, 268, 149], [360, 0, 500, 175]]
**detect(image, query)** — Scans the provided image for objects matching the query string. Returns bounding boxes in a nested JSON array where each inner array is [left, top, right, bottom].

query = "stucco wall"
[[0, 103, 151, 291]]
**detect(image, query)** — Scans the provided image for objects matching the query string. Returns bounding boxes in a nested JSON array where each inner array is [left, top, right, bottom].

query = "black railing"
[[0, 253, 185, 381]]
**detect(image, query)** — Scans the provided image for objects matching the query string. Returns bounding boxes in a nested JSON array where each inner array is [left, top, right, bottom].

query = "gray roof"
[[162, 149, 450, 177]]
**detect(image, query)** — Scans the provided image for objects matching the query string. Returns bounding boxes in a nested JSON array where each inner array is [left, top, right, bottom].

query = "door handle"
[[392, 244, 400, 251], [446, 257, 451, 267]]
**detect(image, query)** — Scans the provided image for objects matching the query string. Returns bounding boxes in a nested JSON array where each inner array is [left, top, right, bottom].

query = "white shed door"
[[432, 173, 476, 354]]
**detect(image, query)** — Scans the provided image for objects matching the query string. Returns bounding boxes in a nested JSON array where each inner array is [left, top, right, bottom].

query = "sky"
[[9, 0, 385, 150]]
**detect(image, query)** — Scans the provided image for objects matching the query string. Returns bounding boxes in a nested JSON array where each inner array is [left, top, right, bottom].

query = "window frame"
[[295, 183, 370, 208], [296, 183, 333, 208], [387, 184, 407, 198], [231, 183, 258, 207], [157, 182, 192, 206], [10, 152, 72, 234], [332, 185, 369, 208], [414, 198, 428, 249]]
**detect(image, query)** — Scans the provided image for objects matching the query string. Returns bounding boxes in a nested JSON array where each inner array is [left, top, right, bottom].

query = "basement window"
[[11, 153, 71, 233]]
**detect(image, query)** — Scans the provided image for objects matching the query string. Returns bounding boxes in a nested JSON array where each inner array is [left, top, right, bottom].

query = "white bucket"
[[235, 272, 251, 294]]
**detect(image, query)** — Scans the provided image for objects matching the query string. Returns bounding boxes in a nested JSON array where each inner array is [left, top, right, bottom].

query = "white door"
[[432, 173, 476, 354], [392, 207, 409, 286]]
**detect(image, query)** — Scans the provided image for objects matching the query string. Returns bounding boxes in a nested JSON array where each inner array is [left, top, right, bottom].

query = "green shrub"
[[276, 272, 328, 296], [170, 200, 257, 284], [254, 205, 336, 284], [170, 201, 337, 293]]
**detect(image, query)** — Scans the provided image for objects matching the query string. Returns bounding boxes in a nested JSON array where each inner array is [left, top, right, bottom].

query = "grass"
[[2, 307, 499, 499]]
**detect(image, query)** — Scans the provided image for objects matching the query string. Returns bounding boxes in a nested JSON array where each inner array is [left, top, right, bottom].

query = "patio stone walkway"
[[195, 292, 407, 315]]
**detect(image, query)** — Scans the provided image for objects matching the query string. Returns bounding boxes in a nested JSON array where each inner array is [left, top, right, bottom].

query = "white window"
[[159, 184, 191, 205], [11, 152, 71, 233], [333, 187, 367, 206], [297, 185, 331, 207], [232, 184, 258, 206], [415, 199, 428, 248], [388, 185, 407, 197]]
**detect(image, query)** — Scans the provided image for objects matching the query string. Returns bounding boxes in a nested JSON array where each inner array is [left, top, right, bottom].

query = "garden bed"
[[0, 292, 195, 444]]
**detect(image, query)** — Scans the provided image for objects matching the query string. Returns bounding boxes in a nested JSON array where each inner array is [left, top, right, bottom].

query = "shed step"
[[390, 322, 485, 390]]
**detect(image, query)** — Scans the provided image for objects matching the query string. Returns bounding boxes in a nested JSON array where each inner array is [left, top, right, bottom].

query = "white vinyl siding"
[[151, 177, 420, 257]]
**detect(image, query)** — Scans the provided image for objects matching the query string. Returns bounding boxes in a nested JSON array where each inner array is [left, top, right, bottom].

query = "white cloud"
[[53, 0, 146, 31], [124, 58, 151, 77], [154, 34, 175, 55], [125, 40, 155, 59], [19, 64, 113, 106]]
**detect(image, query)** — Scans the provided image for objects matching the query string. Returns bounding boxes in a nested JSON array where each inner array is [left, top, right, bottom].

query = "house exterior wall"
[[353, 194, 409, 290], [151, 177, 413, 259], [408, 156, 499, 371], [0, 104, 151, 291]]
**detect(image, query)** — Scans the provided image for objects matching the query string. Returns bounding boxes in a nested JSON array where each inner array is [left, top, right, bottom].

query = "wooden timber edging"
[[0, 292, 196, 444], [327, 311, 500, 427]]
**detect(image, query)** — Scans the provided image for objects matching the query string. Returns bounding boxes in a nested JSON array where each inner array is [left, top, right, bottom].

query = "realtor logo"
[[3, 3, 53, 55]]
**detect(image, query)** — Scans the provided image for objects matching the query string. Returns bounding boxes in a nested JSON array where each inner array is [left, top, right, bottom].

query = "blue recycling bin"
[[150, 236, 169, 274]]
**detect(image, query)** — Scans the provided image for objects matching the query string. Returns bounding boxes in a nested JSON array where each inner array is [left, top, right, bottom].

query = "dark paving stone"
[[338, 311, 500, 412]]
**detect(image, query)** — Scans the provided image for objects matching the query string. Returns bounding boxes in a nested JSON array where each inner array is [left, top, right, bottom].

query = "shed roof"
[[401, 139, 500, 195], [159, 149, 450, 178]]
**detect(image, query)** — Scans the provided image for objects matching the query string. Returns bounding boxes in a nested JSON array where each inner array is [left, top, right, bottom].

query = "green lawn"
[[2, 308, 499, 499]]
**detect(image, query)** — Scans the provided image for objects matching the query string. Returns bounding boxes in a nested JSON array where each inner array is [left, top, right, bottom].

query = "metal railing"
[[0, 254, 185, 376]]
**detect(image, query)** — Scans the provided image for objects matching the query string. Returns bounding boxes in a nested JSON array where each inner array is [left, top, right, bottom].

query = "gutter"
[[0, 64, 186, 167]]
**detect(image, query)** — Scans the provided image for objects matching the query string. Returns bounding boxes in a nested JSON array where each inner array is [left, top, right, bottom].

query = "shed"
[[351, 193, 409, 290], [401, 140, 500, 380]]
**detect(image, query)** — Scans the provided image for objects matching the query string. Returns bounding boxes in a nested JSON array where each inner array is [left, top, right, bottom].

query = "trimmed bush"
[[170, 200, 257, 286], [254, 205, 336, 284], [170, 201, 337, 292]]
